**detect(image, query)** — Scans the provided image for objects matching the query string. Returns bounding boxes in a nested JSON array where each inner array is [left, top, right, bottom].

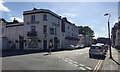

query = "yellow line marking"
[[93, 60, 101, 71], [93, 60, 103, 72], [95, 60, 102, 72]]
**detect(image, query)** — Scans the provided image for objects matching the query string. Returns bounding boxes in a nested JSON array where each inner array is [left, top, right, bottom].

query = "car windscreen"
[[91, 46, 102, 49]]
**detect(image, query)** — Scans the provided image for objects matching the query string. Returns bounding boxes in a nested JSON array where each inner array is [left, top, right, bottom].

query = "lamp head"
[[104, 13, 109, 16]]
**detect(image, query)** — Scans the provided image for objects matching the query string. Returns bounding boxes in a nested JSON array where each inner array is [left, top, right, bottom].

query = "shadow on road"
[[2, 50, 43, 57], [44, 53, 50, 56], [111, 58, 120, 66], [90, 55, 106, 60], [1, 49, 71, 57]]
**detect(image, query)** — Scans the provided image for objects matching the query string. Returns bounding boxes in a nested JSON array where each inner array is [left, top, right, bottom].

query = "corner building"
[[23, 8, 62, 50]]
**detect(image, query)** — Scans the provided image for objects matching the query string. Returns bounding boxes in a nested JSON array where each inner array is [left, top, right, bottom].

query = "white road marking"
[[64, 60, 68, 62], [73, 61, 78, 64], [86, 67, 92, 70], [58, 56, 92, 70], [80, 67, 86, 70], [74, 64, 79, 67], [68, 62, 73, 64], [79, 64, 84, 66]]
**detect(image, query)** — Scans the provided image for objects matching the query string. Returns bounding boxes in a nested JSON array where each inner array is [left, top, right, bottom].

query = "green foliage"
[[78, 26, 94, 37]]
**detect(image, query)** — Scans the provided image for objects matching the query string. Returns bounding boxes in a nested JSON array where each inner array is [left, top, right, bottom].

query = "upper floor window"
[[31, 15, 35, 22], [50, 28, 54, 35], [31, 26, 36, 31], [43, 15, 47, 21], [43, 25, 47, 34], [68, 25, 69, 29]]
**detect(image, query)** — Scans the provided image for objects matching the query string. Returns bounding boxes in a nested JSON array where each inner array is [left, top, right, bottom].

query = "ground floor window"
[[28, 37, 38, 48]]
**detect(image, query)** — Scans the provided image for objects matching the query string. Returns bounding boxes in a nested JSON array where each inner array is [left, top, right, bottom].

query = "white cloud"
[[10, 17, 23, 22], [68, 19, 74, 23], [114, 19, 118, 24], [62, 13, 77, 18], [0, 0, 10, 12]]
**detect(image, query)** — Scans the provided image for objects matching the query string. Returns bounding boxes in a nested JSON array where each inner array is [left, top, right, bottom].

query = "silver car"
[[67, 45, 75, 50], [89, 45, 106, 58]]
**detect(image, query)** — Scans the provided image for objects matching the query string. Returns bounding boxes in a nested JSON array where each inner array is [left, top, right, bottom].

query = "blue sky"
[[0, 1, 119, 39]]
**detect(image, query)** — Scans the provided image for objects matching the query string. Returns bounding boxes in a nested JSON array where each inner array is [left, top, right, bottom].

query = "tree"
[[78, 26, 94, 37]]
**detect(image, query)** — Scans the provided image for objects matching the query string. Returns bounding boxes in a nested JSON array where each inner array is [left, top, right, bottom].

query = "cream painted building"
[[23, 8, 62, 50], [2, 8, 79, 51]]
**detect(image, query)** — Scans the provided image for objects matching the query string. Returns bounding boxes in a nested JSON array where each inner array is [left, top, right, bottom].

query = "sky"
[[0, 0, 119, 39]]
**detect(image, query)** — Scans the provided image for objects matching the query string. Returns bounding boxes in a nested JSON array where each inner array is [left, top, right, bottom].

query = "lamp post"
[[104, 13, 112, 59]]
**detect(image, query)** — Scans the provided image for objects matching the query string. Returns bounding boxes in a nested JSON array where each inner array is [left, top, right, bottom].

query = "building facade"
[[61, 17, 79, 48], [115, 20, 120, 49], [111, 17, 120, 49], [111, 23, 118, 47], [2, 8, 79, 51]]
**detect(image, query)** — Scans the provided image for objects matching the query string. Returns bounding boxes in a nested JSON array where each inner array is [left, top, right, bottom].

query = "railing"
[[27, 31, 37, 37]]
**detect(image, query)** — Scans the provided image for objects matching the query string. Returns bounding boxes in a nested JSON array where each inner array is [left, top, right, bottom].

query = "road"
[[2, 47, 105, 71]]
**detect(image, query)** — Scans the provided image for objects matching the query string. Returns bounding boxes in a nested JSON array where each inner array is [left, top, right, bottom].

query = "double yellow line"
[[93, 60, 103, 72]]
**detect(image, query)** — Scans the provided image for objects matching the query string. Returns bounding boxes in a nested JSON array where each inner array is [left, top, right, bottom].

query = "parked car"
[[75, 45, 80, 49], [79, 44, 85, 48], [75, 44, 85, 49], [96, 43, 104, 46], [67, 45, 75, 50], [89, 45, 106, 58], [104, 45, 108, 52]]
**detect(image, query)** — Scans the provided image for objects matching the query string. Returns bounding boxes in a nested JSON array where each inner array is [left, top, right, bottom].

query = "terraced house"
[[1, 8, 79, 51], [111, 17, 120, 50]]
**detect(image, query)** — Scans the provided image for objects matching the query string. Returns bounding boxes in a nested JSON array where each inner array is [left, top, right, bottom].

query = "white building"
[[23, 8, 62, 50], [61, 17, 79, 48], [2, 8, 79, 51], [0, 18, 10, 50]]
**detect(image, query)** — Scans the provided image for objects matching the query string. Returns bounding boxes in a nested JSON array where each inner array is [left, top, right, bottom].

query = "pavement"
[[101, 47, 120, 72]]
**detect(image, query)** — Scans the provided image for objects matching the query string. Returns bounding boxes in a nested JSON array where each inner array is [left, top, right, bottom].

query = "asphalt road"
[[2, 47, 105, 71]]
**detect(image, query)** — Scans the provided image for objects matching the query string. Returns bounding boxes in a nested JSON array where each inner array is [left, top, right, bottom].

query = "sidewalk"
[[101, 48, 120, 72]]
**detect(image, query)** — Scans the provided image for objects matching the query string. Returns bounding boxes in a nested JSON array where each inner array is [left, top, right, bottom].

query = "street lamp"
[[104, 13, 112, 59]]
